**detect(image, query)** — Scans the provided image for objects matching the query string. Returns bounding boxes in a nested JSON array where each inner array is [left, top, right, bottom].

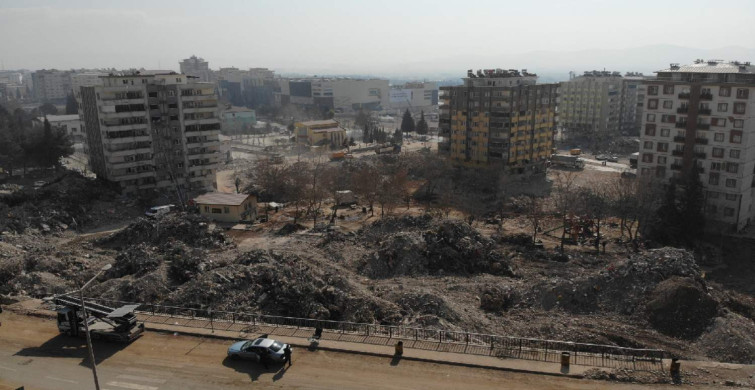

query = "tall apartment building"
[[619, 73, 647, 135], [32, 69, 73, 102], [438, 69, 558, 173], [79, 73, 221, 197], [216, 67, 276, 108], [638, 60, 755, 230], [179, 55, 214, 83], [558, 71, 624, 140]]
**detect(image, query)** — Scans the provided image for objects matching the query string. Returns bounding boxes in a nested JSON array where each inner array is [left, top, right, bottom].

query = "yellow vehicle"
[[569, 148, 582, 156]]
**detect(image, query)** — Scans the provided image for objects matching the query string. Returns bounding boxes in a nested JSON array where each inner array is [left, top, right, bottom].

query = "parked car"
[[595, 154, 609, 161], [145, 204, 175, 218], [227, 338, 290, 363], [607, 156, 619, 163]]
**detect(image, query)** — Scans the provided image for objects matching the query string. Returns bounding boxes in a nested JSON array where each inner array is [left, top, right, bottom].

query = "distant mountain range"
[[279, 45, 755, 83]]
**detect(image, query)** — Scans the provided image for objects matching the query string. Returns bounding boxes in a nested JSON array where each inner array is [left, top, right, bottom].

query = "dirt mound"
[[384, 291, 460, 327], [695, 313, 755, 364], [99, 212, 231, 249], [480, 284, 517, 313], [276, 223, 306, 235], [646, 277, 718, 339], [360, 220, 514, 278]]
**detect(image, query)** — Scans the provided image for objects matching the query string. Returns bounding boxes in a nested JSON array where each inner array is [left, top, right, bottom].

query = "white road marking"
[[116, 374, 167, 384], [106, 382, 159, 390], [0, 365, 18, 372], [45, 376, 79, 384]]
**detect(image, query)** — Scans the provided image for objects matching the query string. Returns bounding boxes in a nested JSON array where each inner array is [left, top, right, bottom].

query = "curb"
[[147, 326, 585, 379]]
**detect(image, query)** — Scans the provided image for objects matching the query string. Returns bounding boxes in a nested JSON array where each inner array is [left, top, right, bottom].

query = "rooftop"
[[298, 119, 339, 127], [39, 114, 80, 122], [311, 127, 344, 133], [194, 192, 252, 206], [465, 68, 537, 79], [658, 60, 754, 74]]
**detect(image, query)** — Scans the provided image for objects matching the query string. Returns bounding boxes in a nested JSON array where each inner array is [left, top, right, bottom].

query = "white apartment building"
[[389, 81, 438, 110], [638, 60, 755, 230], [79, 73, 221, 197], [32, 69, 73, 102], [38, 114, 84, 142], [559, 71, 624, 139], [71, 72, 106, 96]]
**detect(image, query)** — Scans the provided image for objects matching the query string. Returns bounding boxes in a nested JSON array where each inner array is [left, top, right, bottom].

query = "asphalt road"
[[0, 312, 671, 390]]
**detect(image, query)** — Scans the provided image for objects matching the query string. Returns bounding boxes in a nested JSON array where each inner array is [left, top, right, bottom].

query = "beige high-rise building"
[[638, 60, 755, 230], [32, 69, 73, 102], [79, 73, 221, 197], [558, 71, 623, 141]]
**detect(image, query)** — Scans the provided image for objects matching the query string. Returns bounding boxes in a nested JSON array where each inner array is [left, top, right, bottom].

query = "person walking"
[[284, 345, 292, 367]]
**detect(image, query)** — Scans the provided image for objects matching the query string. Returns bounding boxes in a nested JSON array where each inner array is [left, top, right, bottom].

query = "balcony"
[[676, 107, 689, 114], [670, 164, 682, 171], [675, 122, 687, 129], [672, 150, 685, 157], [695, 138, 709, 145], [673, 136, 686, 142], [694, 152, 706, 159], [698, 108, 712, 115], [678, 92, 690, 99], [700, 93, 713, 100], [696, 123, 710, 130]]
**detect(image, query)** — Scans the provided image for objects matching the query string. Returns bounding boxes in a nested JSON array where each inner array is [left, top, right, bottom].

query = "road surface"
[[0, 312, 672, 390]]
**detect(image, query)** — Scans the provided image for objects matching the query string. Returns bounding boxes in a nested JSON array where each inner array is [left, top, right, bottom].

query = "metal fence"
[[88, 297, 665, 371]]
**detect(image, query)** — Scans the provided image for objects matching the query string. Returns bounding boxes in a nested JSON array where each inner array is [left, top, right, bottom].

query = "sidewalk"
[[145, 319, 591, 378]]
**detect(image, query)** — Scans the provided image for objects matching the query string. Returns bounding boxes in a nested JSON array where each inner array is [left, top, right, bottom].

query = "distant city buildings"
[[37, 114, 84, 142], [78, 73, 221, 197], [277, 77, 389, 113], [179, 55, 213, 83], [638, 60, 755, 230], [221, 106, 257, 133], [439, 69, 557, 173], [389, 81, 438, 110], [32, 69, 73, 102], [216, 67, 276, 108]]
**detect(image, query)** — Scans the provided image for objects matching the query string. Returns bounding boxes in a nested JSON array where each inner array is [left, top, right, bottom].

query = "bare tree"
[[553, 171, 579, 253], [353, 164, 380, 216], [520, 195, 544, 244]]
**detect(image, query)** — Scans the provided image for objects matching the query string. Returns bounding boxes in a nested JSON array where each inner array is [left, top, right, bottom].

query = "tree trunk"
[[560, 215, 567, 253], [594, 218, 601, 251]]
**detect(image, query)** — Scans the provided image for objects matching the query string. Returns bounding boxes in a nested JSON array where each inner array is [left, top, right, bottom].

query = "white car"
[[227, 338, 290, 363], [145, 204, 175, 218]]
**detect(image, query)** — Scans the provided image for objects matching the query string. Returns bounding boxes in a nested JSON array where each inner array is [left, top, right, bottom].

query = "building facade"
[[438, 69, 557, 173], [38, 114, 84, 142], [389, 81, 438, 110], [32, 69, 73, 102], [179, 55, 214, 83], [194, 192, 257, 223], [294, 119, 346, 146], [221, 106, 257, 133], [637, 60, 755, 230], [558, 71, 624, 140], [79, 73, 221, 197], [277, 77, 389, 113], [619, 73, 647, 135]]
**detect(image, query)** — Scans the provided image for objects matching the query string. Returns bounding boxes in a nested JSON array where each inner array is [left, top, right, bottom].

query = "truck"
[[550, 154, 585, 169], [569, 148, 582, 156], [629, 152, 639, 169], [49, 294, 145, 343]]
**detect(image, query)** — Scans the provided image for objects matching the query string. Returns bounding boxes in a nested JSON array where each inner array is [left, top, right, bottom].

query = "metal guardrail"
[[87, 297, 665, 371]]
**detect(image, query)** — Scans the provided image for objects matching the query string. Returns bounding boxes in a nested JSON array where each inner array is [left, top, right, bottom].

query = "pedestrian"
[[284, 345, 292, 367]]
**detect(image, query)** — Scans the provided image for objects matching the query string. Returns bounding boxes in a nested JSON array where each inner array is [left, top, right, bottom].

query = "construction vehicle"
[[49, 294, 144, 343], [550, 154, 585, 169]]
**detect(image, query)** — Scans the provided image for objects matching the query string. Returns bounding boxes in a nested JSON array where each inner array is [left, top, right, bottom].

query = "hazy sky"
[[1, 0, 754, 76]]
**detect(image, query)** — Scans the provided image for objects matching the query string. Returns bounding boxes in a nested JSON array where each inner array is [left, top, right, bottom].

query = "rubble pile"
[[479, 284, 517, 313], [165, 249, 401, 324], [0, 172, 119, 233], [646, 277, 718, 339], [382, 291, 461, 328], [99, 212, 231, 249], [695, 313, 755, 364], [360, 218, 515, 278]]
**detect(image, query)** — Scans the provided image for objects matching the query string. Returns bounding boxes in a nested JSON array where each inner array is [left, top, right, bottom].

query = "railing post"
[[389, 327, 392, 339]]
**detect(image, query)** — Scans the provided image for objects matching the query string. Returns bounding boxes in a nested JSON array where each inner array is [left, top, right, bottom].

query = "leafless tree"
[[353, 163, 379, 216], [553, 170, 579, 253]]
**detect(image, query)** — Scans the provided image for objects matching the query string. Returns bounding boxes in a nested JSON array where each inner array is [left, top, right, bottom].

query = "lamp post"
[[79, 264, 112, 390]]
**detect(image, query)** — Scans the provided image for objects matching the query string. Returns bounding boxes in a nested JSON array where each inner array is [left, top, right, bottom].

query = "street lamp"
[[79, 264, 112, 390]]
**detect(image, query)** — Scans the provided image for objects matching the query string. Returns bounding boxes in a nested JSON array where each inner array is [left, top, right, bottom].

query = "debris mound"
[[276, 223, 306, 236], [100, 212, 231, 249], [480, 285, 517, 313], [646, 277, 718, 339], [695, 313, 755, 364]]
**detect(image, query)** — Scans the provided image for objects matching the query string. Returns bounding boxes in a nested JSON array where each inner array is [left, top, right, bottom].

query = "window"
[[644, 124, 656, 136], [663, 85, 674, 94], [642, 153, 654, 163], [733, 102, 746, 114], [725, 193, 738, 201], [658, 156, 667, 164], [712, 148, 724, 158], [724, 207, 735, 217], [733, 119, 744, 128], [662, 100, 673, 109], [647, 86, 659, 95], [204, 206, 209, 212], [660, 128, 670, 137], [709, 173, 719, 185], [644, 141, 653, 149], [726, 178, 737, 188], [657, 142, 669, 152], [730, 149, 741, 159], [717, 103, 728, 112], [647, 99, 658, 109], [719, 87, 731, 97], [223, 207, 230, 213], [736, 88, 749, 99], [661, 114, 675, 123], [727, 162, 739, 173], [714, 133, 724, 142], [710, 162, 721, 171], [646, 113, 656, 122], [711, 118, 726, 127], [212, 208, 222, 214], [730, 130, 742, 144]]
